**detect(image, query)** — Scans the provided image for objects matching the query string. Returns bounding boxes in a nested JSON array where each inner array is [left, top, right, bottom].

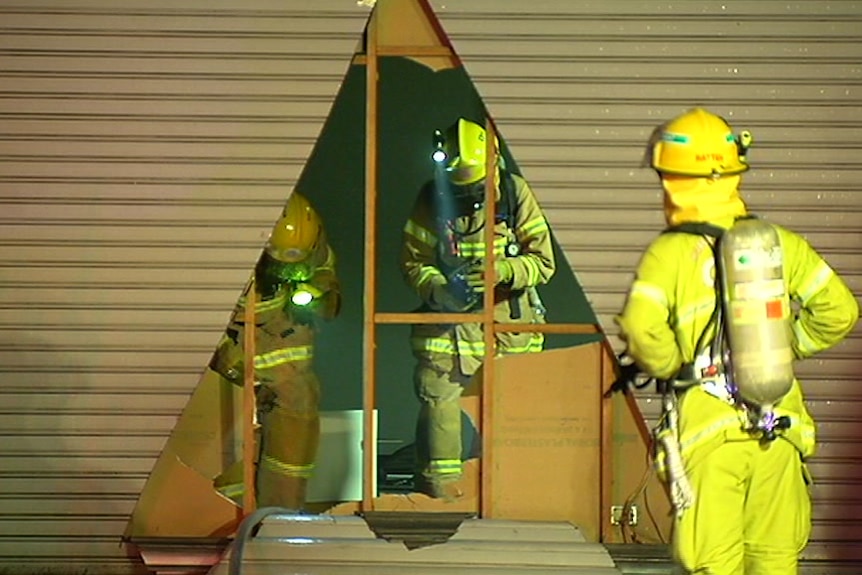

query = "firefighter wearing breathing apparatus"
[[209, 192, 341, 510], [616, 108, 858, 574], [401, 117, 555, 499]]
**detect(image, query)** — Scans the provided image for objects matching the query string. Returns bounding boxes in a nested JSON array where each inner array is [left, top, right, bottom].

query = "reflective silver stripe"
[[797, 260, 833, 305], [678, 414, 743, 457], [675, 407, 815, 459], [628, 280, 668, 309], [676, 295, 716, 330], [792, 320, 822, 356]]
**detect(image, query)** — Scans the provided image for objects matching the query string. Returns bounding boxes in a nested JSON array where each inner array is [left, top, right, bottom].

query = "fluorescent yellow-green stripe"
[[413, 338, 458, 355], [404, 219, 438, 247], [503, 333, 544, 354], [416, 266, 446, 289], [411, 338, 484, 357], [215, 482, 245, 499], [428, 459, 462, 475], [317, 245, 336, 273], [457, 238, 507, 258], [260, 455, 315, 478], [238, 292, 289, 314], [254, 345, 313, 369], [518, 216, 549, 239], [413, 334, 543, 356], [457, 339, 485, 356], [523, 256, 541, 285]]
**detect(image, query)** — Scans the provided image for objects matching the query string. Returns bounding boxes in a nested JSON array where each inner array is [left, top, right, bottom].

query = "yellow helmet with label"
[[265, 192, 322, 264], [437, 118, 497, 185], [652, 108, 752, 177]]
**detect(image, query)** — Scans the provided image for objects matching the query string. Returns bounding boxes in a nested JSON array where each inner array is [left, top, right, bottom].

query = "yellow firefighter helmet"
[[652, 108, 751, 177], [265, 192, 322, 264], [437, 118, 498, 185]]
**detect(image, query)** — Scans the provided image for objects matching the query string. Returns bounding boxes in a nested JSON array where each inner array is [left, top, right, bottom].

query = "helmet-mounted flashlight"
[[432, 129, 447, 163], [738, 130, 753, 151], [737, 130, 753, 164]]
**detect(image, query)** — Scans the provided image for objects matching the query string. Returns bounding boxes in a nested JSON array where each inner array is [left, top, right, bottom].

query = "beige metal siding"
[[1, 0, 861, 571], [432, 0, 862, 560], [0, 2, 367, 572]]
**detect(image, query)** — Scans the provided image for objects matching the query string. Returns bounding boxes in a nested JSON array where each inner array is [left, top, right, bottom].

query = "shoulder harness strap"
[[660, 221, 729, 380], [497, 169, 517, 231]]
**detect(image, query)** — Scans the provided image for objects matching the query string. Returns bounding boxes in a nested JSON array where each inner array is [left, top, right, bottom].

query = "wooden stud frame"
[[242, 280, 257, 515], [350, 4, 649, 538]]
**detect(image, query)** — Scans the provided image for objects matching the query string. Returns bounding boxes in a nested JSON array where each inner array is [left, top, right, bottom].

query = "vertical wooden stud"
[[242, 279, 257, 514], [361, 9, 379, 510]]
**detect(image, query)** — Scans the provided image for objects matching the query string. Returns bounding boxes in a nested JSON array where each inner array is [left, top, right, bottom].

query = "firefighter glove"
[[209, 333, 244, 384], [465, 259, 514, 292], [495, 259, 514, 284]]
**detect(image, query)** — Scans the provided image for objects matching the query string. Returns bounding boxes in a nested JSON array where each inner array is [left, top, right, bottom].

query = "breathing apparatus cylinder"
[[719, 217, 795, 411]]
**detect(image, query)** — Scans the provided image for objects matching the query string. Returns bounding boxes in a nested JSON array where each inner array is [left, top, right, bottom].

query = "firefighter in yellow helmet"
[[400, 117, 555, 498], [616, 108, 858, 574], [209, 191, 341, 509]]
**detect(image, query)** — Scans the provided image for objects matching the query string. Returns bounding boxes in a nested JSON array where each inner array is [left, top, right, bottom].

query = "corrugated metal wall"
[[0, 2, 368, 572], [431, 0, 862, 560], [0, 0, 860, 571]]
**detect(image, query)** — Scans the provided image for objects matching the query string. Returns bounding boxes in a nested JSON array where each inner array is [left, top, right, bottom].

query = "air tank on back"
[[719, 217, 795, 411]]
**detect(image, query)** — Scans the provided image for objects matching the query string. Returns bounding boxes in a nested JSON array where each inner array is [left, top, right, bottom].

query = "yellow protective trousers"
[[675, 437, 811, 575], [255, 360, 321, 510], [413, 363, 472, 485]]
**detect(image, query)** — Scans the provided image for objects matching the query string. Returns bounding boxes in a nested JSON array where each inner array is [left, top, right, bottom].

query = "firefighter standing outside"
[[210, 192, 341, 510], [400, 117, 556, 498], [616, 108, 858, 574]]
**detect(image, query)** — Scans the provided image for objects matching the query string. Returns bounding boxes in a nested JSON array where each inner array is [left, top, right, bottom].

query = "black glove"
[[604, 355, 648, 397]]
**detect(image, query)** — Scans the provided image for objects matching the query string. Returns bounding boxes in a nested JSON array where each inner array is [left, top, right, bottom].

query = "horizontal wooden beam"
[[374, 312, 601, 334], [354, 46, 455, 62]]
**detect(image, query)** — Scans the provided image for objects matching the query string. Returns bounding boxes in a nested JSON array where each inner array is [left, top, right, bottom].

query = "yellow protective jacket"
[[210, 237, 340, 382], [401, 172, 555, 376], [617, 217, 858, 466]]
